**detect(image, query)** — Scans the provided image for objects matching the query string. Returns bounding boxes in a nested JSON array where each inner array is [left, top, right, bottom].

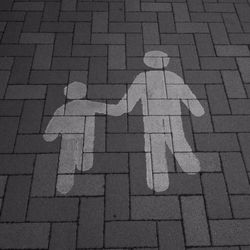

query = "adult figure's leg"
[[57, 134, 83, 194]]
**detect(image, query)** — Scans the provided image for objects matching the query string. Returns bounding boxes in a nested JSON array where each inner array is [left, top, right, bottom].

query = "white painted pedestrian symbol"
[[43, 51, 205, 194], [109, 51, 205, 192], [43, 82, 106, 194]]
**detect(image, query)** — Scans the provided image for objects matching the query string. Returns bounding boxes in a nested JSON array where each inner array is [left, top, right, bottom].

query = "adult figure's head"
[[143, 50, 169, 69], [64, 81, 87, 100]]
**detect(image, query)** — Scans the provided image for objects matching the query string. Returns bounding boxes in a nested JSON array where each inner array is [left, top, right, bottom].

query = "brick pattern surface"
[[0, 0, 250, 249]]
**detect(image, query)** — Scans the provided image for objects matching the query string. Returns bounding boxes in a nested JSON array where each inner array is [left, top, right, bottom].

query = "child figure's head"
[[143, 50, 169, 69], [64, 81, 87, 100]]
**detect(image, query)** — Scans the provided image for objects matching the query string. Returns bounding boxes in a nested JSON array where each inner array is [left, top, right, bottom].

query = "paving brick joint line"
[[0, 0, 250, 249]]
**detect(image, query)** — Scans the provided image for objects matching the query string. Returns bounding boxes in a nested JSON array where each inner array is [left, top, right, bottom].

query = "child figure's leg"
[[82, 116, 95, 171], [170, 116, 200, 174], [57, 134, 83, 194]]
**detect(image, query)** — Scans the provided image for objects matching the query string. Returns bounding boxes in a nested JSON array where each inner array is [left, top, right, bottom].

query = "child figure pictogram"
[[43, 82, 106, 194], [108, 51, 205, 192]]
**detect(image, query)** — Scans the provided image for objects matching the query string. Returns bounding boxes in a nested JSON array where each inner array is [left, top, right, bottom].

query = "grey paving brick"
[[89, 57, 107, 84], [109, 2, 124, 22], [201, 57, 237, 70], [238, 133, 250, 172], [31, 154, 58, 197], [60, 12, 91, 22], [0, 11, 25, 22], [23, 12, 42, 32], [88, 85, 126, 100], [131, 196, 181, 220], [92, 34, 125, 45], [0, 154, 34, 175], [106, 174, 129, 220], [20, 33, 54, 44], [0, 57, 13, 70], [202, 173, 232, 219], [161, 34, 194, 45], [195, 34, 215, 56], [52, 57, 88, 70], [145, 45, 179, 57], [173, 3, 190, 22], [109, 22, 141, 33], [237, 58, 250, 83], [191, 13, 223, 22], [211, 220, 250, 245], [0, 117, 18, 153], [185, 70, 222, 84], [176, 23, 209, 33], [108, 115, 127, 133], [235, 3, 250, 22], [0, 100, 22, 116], [78, 2, 108, 12], [0, 0, 13, 11], [126, 12, 157, 22], [43, 2, 60, 21], [223, 13, 242, 33], [126, 34, 143, 56], [216, 45, 250, 57], [105, 221, 157, 248], [78, 197, 104, 248], [33, 45, 53, 70], [158, 13, 176, 33], [69, 71, 87, 83], [2, 22, 22, 44], [142, 3, 172, 12], [72, 45, 107, 57], [27, 197, 78, 222], [221, 153, 250, 194], [205, 3, 235, 12], [230, 99, 250, 114], [1, 175, 31, 222], [5, 85, 46, 99], [180, 45, 200, 70], [92, 12, 108, 33], [181, 196, 210, 246], [74, 22, 90, 44], [0, 71, 9, 98], [0, 223, 50, 249], [231, 195, 250, 219], [0, 176, 7, 197], [15, 134, 60, 153], [206, 85, 230, 114], [213, 116, 250, 132], [30, 70, 69, 84], [195, 133, 240, 152], [125, 0, 140, 11], [62, 0, 77, 11], [222, 71, 247, 98], [210, 23, 229, 44], [50, 223, 77, 250], [13, 2, 44, 11], [0, 44, 35, 56], [9, 57, 32, 84], [54, 33, 73, 56], [40, 22, 74, 33], [159, 221, 185, 250], [143, 23, 160, 45], [230, 34, 250, 45], [109, 45, 126, 70]]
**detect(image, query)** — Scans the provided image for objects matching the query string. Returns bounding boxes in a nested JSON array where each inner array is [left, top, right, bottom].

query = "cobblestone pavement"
[[0, 0, 250, 249]]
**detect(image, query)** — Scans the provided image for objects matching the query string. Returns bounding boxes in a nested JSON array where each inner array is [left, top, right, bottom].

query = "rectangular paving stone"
[[126, 34, 143, 57], [239, 133, 250, 172], [1, 175, 31, 222], [191, 13, 222, 23], [30, 70, 68, 84], [210, 23, 229, 44], [159, 221, 185, 250], [108, 45, 126, 70], [161, 34, 194, 45], [202, 173, 232, 219], [19, 100, 44, 133], [78, 2, 108, 12], [20, 33, 55, 44], [181, 196, 210, 246], [78, 197, 104, 248], [9, 57, 32, 84], [142, 3, 172, 12], [27, 197, 78, 221], [213, 116, 250, 132], [210, 220, 250, 245], [88, 85, 125, 100], [109, 22, 141, 33], [231, 195, 250, 218], [2, 22, 22, 44], [93, 12, 108, 32], [23, 12, 42, 32], [230, 34, 250, 45], [237, 58, 250, 83], [143, 23, 160, 45], [126, 12, 157, 22], [74, 22, 90, 44], [216, 45, 250, 57], [109, 2, 124, 22], [106, 174, 129, 220], [173, 3, 190, 22], [201, 57, 237, 70], [54, 33, 73, 56], [0, 11, 25, 21], [0, 117, 19, 153], [60, 12, 91, 22], [88, 57, 107, 84], [0, 71, 10, 98], [5, 85, 46, 99], [132, 196, 181, 220], [72, 45, 107, 57], [185, 70, 222, 84], [13, 2, 44, 11], [195, 34, 215, 56], [0, 176, 7, 197], [180, 45, 200, 70], [206, 85, 230, 114], [221, 153, 250, 194], [15, 134, 60, 153], [31, 154, 58, 197], [230, 99, 250, 115], [0, 154, 34, 174], [223, 13, 242, 33], [41, 22, 74, 33], [0, 223, 50, 249], [43, 2, 60, 21], [158, 13, 176, 33], [50, 223, 77, 250], [176, 23, 209, 33], [62, 0, 77, 11], [222, 71, 246, 98], [187, 0, 204, 12], [92, 33, 125, 44], [52, 57, 88, 70], [205, 3, 235, 12], [195, 133, 240, 152], [235, 3, 250, 22], [125, 0, 140, 11], [0, 57, 13, 70], [0, 100, 22, 116], [105, 221, 157, 248]]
